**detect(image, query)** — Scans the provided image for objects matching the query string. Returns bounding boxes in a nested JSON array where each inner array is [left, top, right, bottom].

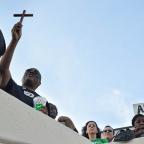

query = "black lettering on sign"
[[138, 105, 144, 114]]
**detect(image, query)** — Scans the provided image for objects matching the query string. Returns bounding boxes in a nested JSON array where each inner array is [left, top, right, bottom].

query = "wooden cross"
[[13, 10, 33, 23]]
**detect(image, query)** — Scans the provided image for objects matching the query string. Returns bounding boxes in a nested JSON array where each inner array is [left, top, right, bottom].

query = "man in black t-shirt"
[[0, 22, 47, 109], [3, 68, 42, 107]]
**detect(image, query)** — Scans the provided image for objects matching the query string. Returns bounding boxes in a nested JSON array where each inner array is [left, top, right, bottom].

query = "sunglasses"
[[103, 130, 113, 133]]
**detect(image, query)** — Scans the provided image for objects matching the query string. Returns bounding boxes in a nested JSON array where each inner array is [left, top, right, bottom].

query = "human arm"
[[134, 128, 144, 138], [0, 22, 22, 88]]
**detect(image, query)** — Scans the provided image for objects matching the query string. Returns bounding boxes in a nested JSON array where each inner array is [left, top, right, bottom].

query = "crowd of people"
[[0, 21, 144, 144]]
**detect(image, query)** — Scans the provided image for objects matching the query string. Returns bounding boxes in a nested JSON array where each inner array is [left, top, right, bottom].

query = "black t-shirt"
[[3, 78, 40, 107]]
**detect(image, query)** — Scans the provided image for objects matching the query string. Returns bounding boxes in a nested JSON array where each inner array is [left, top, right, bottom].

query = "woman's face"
[[86, 121, 98, 135]]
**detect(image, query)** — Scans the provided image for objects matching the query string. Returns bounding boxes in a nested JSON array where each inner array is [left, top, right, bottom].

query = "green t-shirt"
[[91, 138, 108, 144]]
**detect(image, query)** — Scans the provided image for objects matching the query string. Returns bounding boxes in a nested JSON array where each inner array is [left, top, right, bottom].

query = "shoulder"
[[93, 138, 108, 143], [100, 138, 108, 143], [3, 78, 19, 91]]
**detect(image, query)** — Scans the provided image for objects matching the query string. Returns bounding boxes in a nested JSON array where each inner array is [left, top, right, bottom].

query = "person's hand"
[[11, 22, 22, 42], [39, 106, 48, 115], [57, 116, 76, 130]]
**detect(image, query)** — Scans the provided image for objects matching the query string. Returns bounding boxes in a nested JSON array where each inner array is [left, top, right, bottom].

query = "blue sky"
[[1, 0, 144, 132]]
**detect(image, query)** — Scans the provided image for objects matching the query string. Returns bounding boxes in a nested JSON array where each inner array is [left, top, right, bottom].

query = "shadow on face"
[[22, 68, 41, 89]]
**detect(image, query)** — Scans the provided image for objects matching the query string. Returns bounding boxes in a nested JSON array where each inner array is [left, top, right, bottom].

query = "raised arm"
[[0, 22, 22, 88]]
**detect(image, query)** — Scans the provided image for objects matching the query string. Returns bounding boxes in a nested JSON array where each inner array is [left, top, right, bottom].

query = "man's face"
[[22, 68, 41, 89], [101, 127, 114, 140], [134, 116, 144, 130]]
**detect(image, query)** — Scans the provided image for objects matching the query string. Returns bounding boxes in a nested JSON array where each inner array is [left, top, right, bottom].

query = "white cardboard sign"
[[133, 103, 144, 115]]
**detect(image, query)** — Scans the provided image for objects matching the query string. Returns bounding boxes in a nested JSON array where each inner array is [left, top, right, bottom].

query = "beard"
[[23, 79, 34, 88]]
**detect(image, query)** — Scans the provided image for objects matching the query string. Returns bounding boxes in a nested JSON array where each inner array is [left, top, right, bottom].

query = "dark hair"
[[82, 121, 101, 139], [104, 125, 114, 135], [132, 114, 144, 126], [47, 103, 58, 119]]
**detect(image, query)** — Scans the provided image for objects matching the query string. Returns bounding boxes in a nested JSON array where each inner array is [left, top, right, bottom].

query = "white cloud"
[[112, 89, 121, 96]]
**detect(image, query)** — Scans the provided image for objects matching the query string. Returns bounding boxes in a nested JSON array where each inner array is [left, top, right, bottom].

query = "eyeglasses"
[[103, 130, 113, 133]]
